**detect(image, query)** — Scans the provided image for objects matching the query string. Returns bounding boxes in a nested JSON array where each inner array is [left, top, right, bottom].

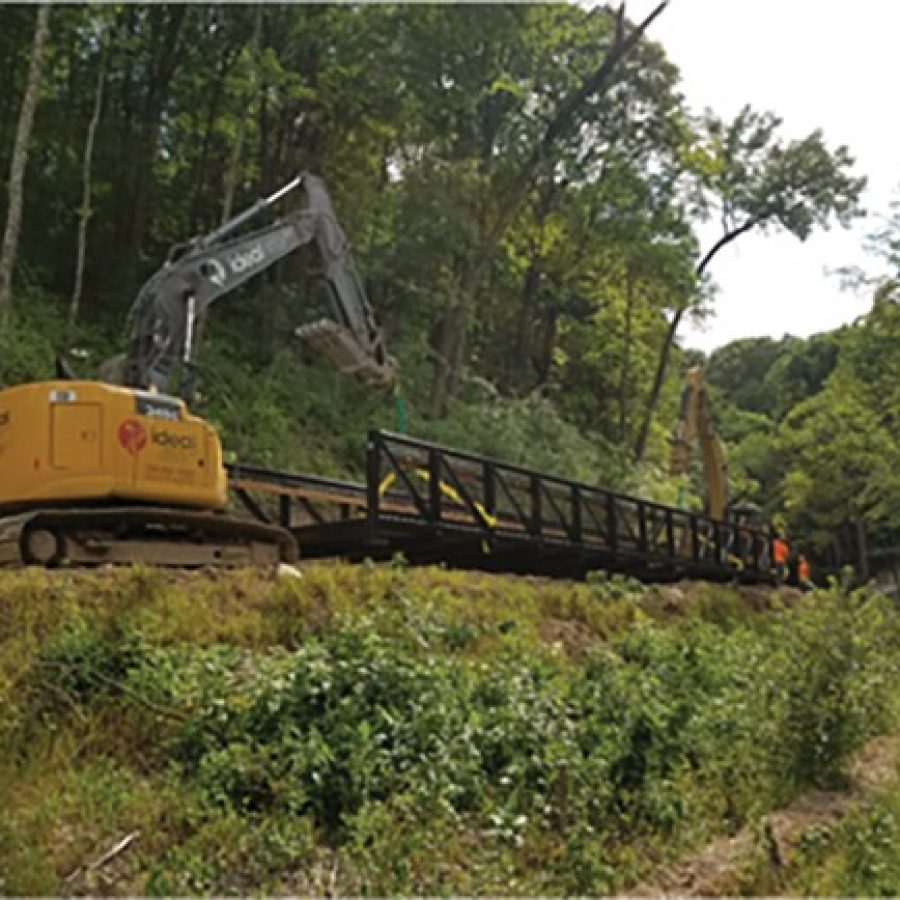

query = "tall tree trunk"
[[534, 307, 559, 387], [514, 261, 542, 383], [429, 302, 466, 418], [186, 32, 244, 232], [190, 9, 263, 363], [632, 305, 682, 462], [512, 183, 559, 389], [187, 70, 225, 234], [121, 6, 187, 274], [221, 5, 262, 224], [69, 41, 106, 326], [632, 215, 761, 461], [0, 4, 50, 327], [618, 269, 634, 443], [109, 6, 138, 275], [855, 516, 870, 582], [0, 11, 37, 174]]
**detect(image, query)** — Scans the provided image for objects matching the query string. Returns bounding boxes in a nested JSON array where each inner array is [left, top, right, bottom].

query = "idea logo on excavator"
[[227, 243, 265, 274], [151, 429, 197, 451], [118, 419, 148, 456]]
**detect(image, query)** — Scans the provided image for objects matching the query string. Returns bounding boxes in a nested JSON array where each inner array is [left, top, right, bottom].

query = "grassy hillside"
[[1, 564, 898, 895]]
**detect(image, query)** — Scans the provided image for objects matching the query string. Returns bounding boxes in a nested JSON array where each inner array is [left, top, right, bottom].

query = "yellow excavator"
[[0, 174, 394, 567], [670, 366, 728, 521]]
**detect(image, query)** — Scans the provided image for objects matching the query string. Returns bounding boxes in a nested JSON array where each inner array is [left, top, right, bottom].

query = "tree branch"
[[480, 0, 670, 265], [696, 214, 763, 279]]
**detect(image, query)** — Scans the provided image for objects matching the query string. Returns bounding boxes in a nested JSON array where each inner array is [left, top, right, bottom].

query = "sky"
[[620, 0, 899, 352]]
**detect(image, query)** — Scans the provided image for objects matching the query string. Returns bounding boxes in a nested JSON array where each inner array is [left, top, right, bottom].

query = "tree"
[[522, 161, 695, 448], [705, 333, 842, 423], [111, 5, 188, 285], [706, 337, 790, 415], [69, 14, 109, 326], [0, 4, 50, 326], [220, 6, 263, 225], [2, 0, 891, 526], [779, 373, 893, 576], [428, 1, 671, 417], [761, 332, 841, 422], [633, 105, 867, 460], [777, 281, 900, 572]]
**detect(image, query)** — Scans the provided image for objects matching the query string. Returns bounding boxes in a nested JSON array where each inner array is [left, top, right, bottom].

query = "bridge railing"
[[366, 430, 771, 577]]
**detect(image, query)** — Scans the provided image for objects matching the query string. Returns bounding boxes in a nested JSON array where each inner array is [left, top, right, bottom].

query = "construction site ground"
[[1, 564, 895, 896]]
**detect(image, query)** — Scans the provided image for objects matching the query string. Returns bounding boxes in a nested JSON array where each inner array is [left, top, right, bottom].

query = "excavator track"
[[0, 506, 297, 568]]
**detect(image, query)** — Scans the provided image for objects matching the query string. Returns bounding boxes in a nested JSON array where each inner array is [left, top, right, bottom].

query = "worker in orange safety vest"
[[772, 535, 789, 586], [797, 554, 813, 591]]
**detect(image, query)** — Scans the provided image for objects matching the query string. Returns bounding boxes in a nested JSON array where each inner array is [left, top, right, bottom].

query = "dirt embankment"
[[623, 732, 900, 897]]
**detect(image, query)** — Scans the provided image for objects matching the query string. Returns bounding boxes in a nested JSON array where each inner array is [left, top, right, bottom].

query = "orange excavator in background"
[[0, 174, 394, 567], [670, 366, 728, 521]]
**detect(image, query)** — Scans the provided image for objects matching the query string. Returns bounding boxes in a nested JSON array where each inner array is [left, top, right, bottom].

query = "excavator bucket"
[[297, 319, 396, 388]]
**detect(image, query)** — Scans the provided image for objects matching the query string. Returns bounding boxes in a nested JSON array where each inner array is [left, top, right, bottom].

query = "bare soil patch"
[[623, 732, 900, 897]]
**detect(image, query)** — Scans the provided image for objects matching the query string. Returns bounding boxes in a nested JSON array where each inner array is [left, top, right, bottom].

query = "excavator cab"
[[0, 381, 223, 512]]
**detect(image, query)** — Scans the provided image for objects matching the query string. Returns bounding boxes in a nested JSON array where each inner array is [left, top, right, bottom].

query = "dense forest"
[[0, 3, 897, 572]]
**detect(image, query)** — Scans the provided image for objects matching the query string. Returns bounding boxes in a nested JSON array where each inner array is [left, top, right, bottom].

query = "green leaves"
[[688, 105, 866, 245], [0, 2, 886, 567], [770, 287, 900, 547], [113, 592, 900, 856]]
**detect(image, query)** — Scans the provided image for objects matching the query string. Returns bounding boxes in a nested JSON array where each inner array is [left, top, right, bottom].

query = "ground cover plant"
[[0, 565, 898, 894]]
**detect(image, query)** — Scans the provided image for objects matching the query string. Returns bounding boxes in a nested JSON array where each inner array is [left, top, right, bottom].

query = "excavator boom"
[[670, 366, 728, 521], [121, 173, 395, 397]]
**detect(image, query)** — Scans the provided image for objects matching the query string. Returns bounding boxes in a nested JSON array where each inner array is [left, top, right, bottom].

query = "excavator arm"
[[670, 366, 728, 521], [120, 173, 394, 398]]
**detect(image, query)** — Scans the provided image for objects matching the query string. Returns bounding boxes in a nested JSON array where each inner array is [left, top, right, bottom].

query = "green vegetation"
[[706, 284, 900, 569], [730, 731, 900, 897], [1, 565, 898, 894], [0, 3, 883, 522]]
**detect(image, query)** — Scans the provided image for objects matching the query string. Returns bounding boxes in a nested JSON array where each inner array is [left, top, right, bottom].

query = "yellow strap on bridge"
[[378, 471, 397, 496], [377, 466, 498, 531]]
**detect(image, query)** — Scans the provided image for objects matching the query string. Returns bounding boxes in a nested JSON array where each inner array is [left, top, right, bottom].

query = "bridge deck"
[[227, 431, 774, 584]]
